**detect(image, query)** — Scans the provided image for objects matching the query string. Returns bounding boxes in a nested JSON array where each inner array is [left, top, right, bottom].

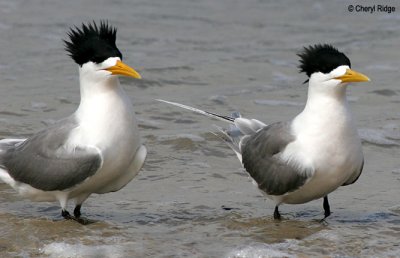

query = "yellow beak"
[[105, 60, 142, 79], [334, 69, 370, 83]]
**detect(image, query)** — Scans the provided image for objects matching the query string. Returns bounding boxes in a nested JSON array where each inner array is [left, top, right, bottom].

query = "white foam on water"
[[225, 241, 297, 258], [305, 229, 340, 242], [226, 228, 400, 258], [41, 242, 126, 258]]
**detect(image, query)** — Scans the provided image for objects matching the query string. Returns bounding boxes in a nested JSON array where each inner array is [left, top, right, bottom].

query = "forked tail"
[[157, 99, 267, 161]]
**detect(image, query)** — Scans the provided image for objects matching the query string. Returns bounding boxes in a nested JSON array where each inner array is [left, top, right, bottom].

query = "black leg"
[[274, 206, 281, 220], [323, 196, 331, 218], [74, 205, 82, 218], [62, 209, 73, 220]]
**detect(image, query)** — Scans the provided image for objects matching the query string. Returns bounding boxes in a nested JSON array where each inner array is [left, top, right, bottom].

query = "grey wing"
[[241, 122, 312, 195], [0, 118, 102, 191]]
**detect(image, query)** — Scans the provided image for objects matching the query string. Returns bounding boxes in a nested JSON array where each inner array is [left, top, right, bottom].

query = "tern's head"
[[64, 21, 141, 82], [298, 44, 369, 95]]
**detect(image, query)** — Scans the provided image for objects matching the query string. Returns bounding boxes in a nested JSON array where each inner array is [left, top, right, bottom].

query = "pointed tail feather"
[[156, 99, 235, 124], [157, 99, 267, 159]]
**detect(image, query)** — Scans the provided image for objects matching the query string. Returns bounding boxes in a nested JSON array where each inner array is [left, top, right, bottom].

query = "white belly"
[[94, 145, 147, 194], [68, 123, 142, 197], [276, 160, 360, 204]]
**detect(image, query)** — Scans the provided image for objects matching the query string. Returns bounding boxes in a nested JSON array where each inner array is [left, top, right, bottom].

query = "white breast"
[[274, 96, 363, 204], [67, 85, 141, 195]]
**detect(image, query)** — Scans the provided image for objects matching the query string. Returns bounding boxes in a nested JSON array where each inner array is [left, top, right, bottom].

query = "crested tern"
[[158, 44, 370, 220], [0, 22, 146, 224]]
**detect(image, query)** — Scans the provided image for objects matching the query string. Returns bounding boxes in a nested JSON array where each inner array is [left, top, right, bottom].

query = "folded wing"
[[241, 122, 312, 195], [0, 118, 102, 191]]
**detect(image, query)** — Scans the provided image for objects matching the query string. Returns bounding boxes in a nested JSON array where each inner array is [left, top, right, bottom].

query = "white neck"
[[303, 80, 348, 115], [69, 67, 137, 149], [79, 66, 118, 100], [75, 67, 132, 122], [292, 80, 355, 137]]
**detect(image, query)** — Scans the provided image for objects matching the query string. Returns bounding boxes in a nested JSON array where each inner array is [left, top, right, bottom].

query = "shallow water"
[[0, 0, 400, 257]]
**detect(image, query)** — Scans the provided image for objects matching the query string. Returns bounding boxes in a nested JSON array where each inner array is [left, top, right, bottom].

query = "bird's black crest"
[[64, 21, 122, 66], [298, 44, 351, 78]]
